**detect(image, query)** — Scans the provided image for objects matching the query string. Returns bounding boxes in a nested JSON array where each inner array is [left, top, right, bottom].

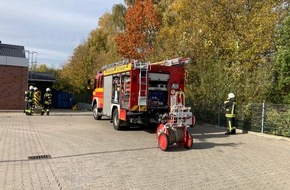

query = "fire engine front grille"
[[28, 155, 52, 160]]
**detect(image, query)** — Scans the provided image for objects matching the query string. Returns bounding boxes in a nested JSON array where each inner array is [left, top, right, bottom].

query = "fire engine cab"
[[91, 57, 194, 131]]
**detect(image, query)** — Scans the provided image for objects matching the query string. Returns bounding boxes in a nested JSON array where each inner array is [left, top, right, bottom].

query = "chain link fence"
[[214, 103, 290, 137], [73, 93, 91, 104], [251, 103, 290, 137]]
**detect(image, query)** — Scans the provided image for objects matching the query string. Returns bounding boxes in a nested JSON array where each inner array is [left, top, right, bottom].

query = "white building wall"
[[0, 55, 29, 67]]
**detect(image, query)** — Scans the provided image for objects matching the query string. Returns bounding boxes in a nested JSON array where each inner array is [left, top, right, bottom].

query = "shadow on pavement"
[[161, 141, 240, 152], [192, 142, 239, 150], [0, 147, 159, 163], [49, 113, 92, 116], [190, 124, 247, 139]]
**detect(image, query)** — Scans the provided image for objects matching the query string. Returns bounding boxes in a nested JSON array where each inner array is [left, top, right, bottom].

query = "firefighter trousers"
[[226, 117, 236, 134], [25, 101, 33, 115], [41, 104, 51, 115]]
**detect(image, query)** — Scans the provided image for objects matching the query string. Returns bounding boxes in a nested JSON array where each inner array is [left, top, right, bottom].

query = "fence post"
[[261, 101, 265, 133]]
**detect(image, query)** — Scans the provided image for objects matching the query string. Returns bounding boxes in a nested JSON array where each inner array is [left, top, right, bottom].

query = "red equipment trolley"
[[156, 91, 196, 151]]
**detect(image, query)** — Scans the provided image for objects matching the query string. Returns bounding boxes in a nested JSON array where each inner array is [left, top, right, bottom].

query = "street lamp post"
[[31, 51, 38, 71], [25, 50, 38, 71]]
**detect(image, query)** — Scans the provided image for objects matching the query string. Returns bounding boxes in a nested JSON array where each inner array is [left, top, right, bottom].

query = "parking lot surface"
[[0, 110, 289, 190]]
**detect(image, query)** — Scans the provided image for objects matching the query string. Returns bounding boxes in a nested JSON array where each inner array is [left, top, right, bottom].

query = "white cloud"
[[0, 0, 124, 67], [25, 47, 69, 68]]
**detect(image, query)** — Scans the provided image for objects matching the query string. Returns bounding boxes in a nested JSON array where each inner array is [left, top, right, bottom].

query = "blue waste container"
[[53, 91, 73, 108]]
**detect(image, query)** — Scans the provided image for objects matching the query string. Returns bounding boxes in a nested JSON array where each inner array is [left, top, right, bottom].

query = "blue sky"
[[0, 0, 124, 68]]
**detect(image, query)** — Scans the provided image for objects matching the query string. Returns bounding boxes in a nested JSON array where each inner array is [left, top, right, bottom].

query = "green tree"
[[124, 0, 134, 6], [271, 6, 290, 103], [33, 64, 52, 73], [155, 0, 281, 122], [112, 4, 127, 32], [60, 41, 91, 93]]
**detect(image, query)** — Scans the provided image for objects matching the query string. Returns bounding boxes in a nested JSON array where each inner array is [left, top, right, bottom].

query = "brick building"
[[0, 42, 29, 110]]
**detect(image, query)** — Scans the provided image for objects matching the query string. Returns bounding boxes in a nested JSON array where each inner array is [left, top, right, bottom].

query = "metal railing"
[[214, 102, 290, 137], [251, 103, 290, 137]]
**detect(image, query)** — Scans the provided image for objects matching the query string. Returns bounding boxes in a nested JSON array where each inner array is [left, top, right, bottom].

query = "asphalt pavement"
[[0, 110, 289, 190]]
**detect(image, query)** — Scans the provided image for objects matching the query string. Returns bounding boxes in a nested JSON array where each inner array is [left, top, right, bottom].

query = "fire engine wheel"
[[113, 109, 122, 130], [158, 133, 169, 151], [93, 104, 102, 120], [184, 131, 193, 149]]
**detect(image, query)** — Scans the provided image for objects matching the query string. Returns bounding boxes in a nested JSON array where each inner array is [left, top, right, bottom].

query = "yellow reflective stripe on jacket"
[[226, 102, 237, 118]]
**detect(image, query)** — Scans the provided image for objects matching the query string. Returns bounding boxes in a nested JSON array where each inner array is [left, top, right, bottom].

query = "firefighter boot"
[[41, 111, 44, 115], [225, 130, 231, 135], [231, 128, 236, 134], [26, 109, 32, 116], [47, 111, 49, 116]]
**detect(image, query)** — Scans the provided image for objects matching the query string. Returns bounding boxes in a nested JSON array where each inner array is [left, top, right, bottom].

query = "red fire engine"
[[92, 57, 196, 150], [91, 58, 195, 129]]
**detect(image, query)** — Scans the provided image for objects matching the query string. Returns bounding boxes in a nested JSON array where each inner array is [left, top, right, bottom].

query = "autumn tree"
[[116, 0, 160, 60], [156, 0, 281, 122], [124, 0, 161, 6], [57, 0, 287, 125]]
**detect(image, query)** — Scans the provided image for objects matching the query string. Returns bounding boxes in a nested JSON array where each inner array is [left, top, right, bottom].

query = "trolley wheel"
[[158, 133, 169, 151], [156, 123, 165, 140], [113, 109, 122, 130], [184, 131, 193, 149]]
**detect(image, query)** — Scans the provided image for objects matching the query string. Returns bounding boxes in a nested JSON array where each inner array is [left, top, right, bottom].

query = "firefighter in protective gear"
[[25, 86, 34, 115], [24, 90, 29, 112], [41, 88, 52, 115], [224, 93, 237, 135]]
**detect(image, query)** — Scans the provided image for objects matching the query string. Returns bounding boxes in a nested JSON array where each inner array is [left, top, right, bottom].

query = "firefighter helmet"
[[34, 87, 38, 91], [228, 93, 235, 99], [46, 88, 51, 92], [29, 85, 34, 90]]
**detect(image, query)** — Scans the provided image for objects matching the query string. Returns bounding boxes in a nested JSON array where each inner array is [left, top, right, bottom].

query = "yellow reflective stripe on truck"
[[103, 63, 132, 76], [93, 88, 103, 96], [131, 105, 146, 111]]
